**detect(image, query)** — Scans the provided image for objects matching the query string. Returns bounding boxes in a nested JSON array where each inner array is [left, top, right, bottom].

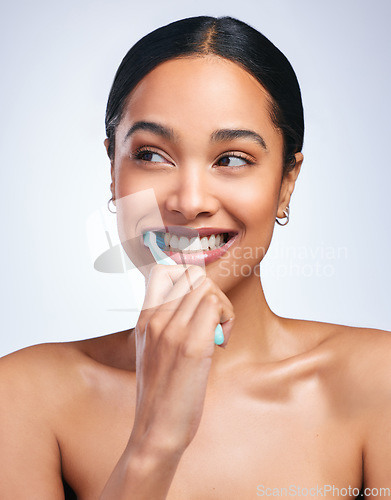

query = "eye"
[[215, 153, 254, 168], [132, 147, 168, 164]]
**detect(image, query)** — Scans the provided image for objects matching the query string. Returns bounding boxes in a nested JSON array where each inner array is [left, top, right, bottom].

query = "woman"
[[1, 15, 390, 499]]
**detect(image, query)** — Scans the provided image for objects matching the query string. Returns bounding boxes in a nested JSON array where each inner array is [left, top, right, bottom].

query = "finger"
[[141, 267, 207, 336], [164, 275, 233, 322], [142, 264, 205, 311], [138, 264, 206, 335], [158, 265, 207, 307], [179, 293, 231, 358], [162, 278, 235, 346]]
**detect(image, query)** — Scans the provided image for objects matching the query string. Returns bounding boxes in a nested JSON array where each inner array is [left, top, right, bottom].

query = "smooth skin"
[[1, 56, 391, 499]]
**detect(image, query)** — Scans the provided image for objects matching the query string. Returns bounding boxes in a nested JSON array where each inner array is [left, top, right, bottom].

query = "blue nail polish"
[[214, 324, 224, 345]]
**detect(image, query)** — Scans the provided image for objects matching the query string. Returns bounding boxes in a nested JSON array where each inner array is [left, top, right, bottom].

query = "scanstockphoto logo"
[[256, 484, 391, 497], [214, 243, 348, 279], [261, 244, 348, 279]]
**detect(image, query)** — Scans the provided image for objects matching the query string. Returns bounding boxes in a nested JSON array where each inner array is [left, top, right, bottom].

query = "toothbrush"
[[143, 231, 224, 345], [143, 230, 177, 266]]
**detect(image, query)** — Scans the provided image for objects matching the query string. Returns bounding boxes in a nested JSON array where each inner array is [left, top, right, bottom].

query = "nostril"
[[164, 185, 219, 220]]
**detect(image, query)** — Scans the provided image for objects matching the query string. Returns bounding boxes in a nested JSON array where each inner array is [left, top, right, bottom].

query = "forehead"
[[117, 56, 281, 146]]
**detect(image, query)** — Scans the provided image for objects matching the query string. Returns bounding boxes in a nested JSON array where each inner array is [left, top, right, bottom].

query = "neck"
[[210, 267, 285, 375]]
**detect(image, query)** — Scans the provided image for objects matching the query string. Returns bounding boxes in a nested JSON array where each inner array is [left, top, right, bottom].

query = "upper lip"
[[142, 226, 239, 238]]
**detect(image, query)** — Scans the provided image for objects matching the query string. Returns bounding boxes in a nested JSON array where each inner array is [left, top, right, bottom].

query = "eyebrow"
[[124, 121, 176, 143], [211, 129, 267, 150], [124, 121, 267, 150]]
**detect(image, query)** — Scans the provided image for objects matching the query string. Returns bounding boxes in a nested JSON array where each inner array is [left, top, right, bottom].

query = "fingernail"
[[214, 324, 224, 345]]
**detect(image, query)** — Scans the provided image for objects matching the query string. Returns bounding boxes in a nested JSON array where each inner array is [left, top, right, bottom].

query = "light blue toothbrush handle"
[[214, 324, 224, 345]]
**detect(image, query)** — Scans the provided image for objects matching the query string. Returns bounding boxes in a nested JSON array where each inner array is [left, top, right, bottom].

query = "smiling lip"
[[167, 234, 239, 265], [141, 226, 240, 266]]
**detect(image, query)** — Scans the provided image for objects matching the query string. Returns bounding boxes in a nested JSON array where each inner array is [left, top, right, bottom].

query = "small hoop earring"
[[107, 197, 116, 214], [276, 206, 290, 226]]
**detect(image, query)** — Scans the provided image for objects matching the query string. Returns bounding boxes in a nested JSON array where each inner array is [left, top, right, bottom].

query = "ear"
[[104, 138, 116, 202], [276, 152, 303, 219]]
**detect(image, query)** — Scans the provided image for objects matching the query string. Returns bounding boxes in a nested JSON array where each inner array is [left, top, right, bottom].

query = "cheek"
[[228, 177, 280, 261], [113, 161, 164, 201], [224, 176, 280, 228], [213, 181, 280, 284]]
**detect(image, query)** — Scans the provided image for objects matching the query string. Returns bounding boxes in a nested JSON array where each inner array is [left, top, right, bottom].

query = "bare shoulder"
[[318, 324, 391, 487], [289, 317, 391, 362], [283, 317, 391, 401], [297, 319, 391, 405], [0, 328, 135, 404], [319, 321, 391, 377], [0, 330, 135, 497], [0, 341, 81, 405], [306, 321, 391, 486], [0, 342, 83, 497]]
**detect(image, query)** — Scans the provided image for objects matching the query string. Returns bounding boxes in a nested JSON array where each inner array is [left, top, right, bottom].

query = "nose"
[[164, 166, 219, 221]]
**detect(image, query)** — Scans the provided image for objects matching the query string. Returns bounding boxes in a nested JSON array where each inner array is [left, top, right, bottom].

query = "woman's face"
[[108, 56, 302, 292]]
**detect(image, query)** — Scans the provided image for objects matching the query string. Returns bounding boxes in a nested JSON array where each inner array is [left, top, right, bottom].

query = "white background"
[[1, 0, 390, 357]]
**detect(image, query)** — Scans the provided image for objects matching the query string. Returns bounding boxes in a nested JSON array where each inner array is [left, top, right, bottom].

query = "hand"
[[129, 264, 235, 455]]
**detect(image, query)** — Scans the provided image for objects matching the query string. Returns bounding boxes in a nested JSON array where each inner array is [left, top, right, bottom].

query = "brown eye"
[[139, 151, 154, 161], [216, 155, 250, 168], [134, 149, 166, 163]]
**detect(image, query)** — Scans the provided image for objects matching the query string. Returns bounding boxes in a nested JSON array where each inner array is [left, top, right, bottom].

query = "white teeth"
[[200, 236, 209, 250], [188, 237, 202, 252], [169, 234, 179, 250], [160, 232, 229, 252], [178, 236, 190, 251]]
